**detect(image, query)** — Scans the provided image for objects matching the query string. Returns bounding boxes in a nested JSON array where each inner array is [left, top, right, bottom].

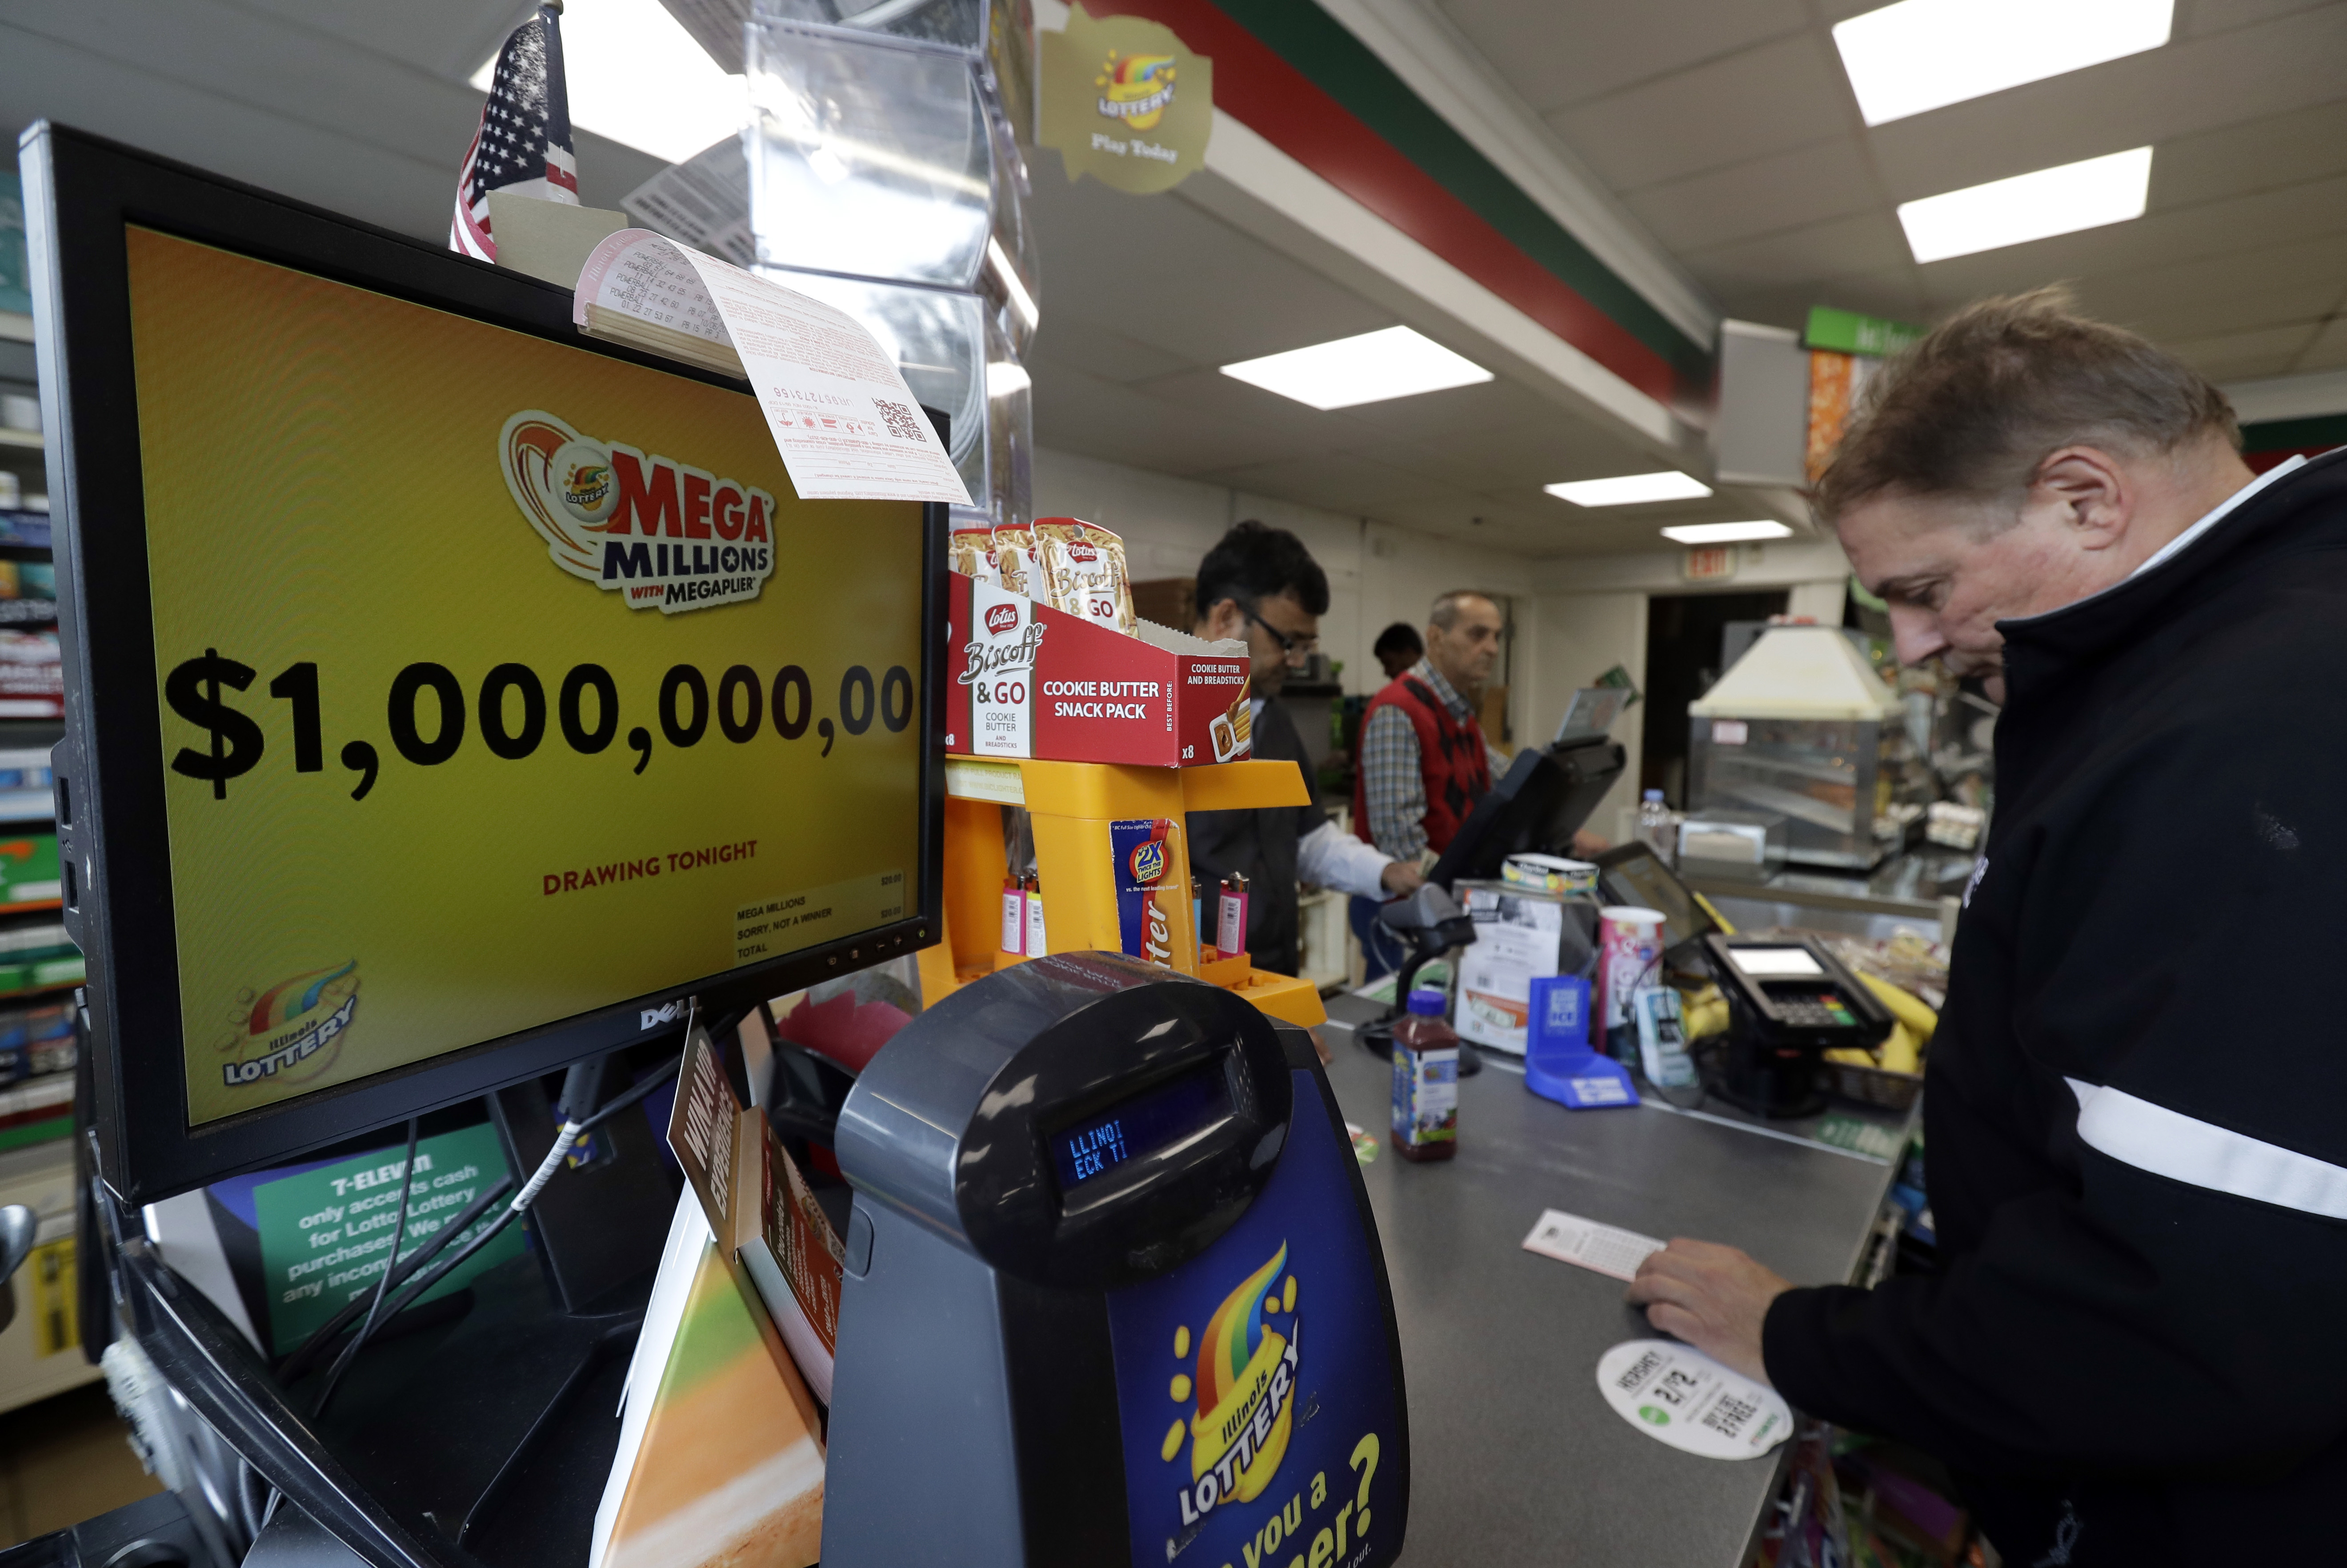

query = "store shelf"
[[0, 430, 38, 451], [0, 545, 51, 561], [0, 316, 29, 345]]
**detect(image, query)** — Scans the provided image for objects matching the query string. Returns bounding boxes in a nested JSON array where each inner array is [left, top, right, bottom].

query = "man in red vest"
[[1350, 590, 1506, 974]]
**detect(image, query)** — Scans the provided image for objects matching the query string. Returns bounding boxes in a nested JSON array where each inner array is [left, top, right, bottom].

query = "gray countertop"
[[1318, 993, 1910, 1567]]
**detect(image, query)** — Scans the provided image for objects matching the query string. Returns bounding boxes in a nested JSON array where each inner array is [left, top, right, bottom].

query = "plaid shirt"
[[1360, 659, 1500, 860]]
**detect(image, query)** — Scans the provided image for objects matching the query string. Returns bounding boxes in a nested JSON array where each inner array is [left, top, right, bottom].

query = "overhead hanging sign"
[[1040, 4, 1214, 195]]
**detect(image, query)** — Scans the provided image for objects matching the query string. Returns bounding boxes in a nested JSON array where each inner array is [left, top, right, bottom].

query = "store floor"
[[0, 1383, 160, 1546]]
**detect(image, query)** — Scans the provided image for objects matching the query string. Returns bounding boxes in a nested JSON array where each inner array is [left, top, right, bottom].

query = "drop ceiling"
[[5, 0, 2342, 557], [1439, 0, 2347, 383]]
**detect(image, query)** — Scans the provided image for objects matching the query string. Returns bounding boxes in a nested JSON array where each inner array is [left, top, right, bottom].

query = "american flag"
[[450, 2, 579, 260]]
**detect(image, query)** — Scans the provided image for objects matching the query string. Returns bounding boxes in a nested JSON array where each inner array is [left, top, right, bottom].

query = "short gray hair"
[[1815, 285, 2239, 527], [1429, 590, 1498, 631]]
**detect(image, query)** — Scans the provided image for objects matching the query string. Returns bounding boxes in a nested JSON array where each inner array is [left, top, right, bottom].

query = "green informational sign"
[[248, 1122, 523, 1353], [1805, 305, 1922, 358], [0, 174, 27, 316]]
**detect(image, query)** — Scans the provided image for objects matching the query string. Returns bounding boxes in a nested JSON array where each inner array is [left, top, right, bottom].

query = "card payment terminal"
[[825, 952, 1410, 1568], [1702, 934, 1893, 1116]]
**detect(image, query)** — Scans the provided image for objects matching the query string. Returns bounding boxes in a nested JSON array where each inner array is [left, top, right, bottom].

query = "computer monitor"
[[1426, 736, 1625, 889], [25, 127, 945, 1203], [1592, 842, 1721, 961]]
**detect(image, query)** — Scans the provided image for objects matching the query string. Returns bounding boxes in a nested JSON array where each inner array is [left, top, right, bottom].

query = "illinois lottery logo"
[[1165, 1243, 1302, 1526], [1129, 837, 1167, 884], [1097, 50, 1177, 129], [500, 411, 777, 616], [219, 961, 360, 1088]]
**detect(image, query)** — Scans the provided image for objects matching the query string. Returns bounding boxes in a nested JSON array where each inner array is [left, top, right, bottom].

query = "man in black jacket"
[[1186, 522, 1420, 977], [1627, 288, 2347, 1563]]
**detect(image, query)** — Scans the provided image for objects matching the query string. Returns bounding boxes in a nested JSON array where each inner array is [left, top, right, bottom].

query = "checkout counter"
[[1320, 988, 1916, 1567]]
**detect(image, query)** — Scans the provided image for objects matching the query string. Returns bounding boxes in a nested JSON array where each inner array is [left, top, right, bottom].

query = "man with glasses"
[[1187, 523, 1421, 982]]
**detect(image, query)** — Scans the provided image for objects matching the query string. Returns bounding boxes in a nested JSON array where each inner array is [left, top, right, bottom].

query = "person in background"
[[1187, 523, 1423, 984], [1349, 591, 1503, 978], [1626, 288, 2347, 1564], [1372, 621, 1423, 680]]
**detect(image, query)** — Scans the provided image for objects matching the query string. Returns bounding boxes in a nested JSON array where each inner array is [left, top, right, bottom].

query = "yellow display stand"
[[914, 755, 1328, 1028]]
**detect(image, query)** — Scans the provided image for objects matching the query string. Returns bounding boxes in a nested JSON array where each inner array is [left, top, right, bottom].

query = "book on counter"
[[664, 1024, 845, 1404], [591, 1192, 824, 1568]]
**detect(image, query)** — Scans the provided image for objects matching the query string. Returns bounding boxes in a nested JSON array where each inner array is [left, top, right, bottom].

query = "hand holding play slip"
[[1623, 1239, 1794, 1385]]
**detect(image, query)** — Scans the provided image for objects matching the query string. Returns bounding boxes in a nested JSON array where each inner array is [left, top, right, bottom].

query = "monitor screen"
[[1049, 1060, 1231, 1195], [123, 227, 928, 1132]]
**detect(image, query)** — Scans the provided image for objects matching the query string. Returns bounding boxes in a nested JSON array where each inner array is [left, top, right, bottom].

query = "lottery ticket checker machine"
[[827, 951, 1410, 1568]]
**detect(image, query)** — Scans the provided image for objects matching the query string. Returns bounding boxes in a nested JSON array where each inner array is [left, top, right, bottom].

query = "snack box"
[[945, 571, 1253, 768]]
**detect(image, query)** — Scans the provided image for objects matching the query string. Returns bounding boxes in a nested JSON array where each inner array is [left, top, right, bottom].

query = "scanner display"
[[1051, 1060, 1230, 1192]]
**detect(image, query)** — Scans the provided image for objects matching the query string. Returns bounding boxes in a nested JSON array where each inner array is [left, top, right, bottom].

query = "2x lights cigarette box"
[[945, 569, 1255, 768]]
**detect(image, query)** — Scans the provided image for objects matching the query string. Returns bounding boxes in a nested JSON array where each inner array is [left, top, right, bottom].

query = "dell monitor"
[[24, 125, 945, 1204]]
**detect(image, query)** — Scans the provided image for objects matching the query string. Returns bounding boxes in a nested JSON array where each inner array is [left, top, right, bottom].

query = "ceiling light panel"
[[1544, 472, 1713, 507], [1898, 147, 2152, 263], [1661, 521, 1793, 544], [1834, 0, 2173, 127], [1218, 327, 1493, 411], [473, 0, 748, 166]]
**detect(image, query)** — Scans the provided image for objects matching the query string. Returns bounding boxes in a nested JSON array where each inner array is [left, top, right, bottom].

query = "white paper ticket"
[[1596, 1340, 1793, 1460], [1521, 1208, 1666, 1281], [573, 229, 973, 507]]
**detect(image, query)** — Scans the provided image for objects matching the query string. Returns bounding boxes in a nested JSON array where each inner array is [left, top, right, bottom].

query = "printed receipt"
[[573, 229, 973, 507]]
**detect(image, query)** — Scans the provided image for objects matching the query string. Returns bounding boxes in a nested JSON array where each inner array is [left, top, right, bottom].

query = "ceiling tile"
[[1546, 33, 1854, 192], [2177, 0, 2337, 38], [1434, 0, 1806, 113], [1866, 5, 2347, 202], [1623, 137, 1880, 253], [2078, 232, 2347, 342], [1911, 171, 2347, 308], [2292, 316, 2347, 372], [2154, 98, 2347, 209], [2163, 320, 2325, 381], [1684, 210, 1910, 294]]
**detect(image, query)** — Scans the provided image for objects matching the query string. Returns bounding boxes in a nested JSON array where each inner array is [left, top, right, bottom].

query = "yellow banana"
[[1858, 972, 1937, 1042]]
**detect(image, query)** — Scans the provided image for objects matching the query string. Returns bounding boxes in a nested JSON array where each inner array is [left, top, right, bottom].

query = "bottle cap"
[[1643, 788, 1665, 801], [1406, 987, 1447, 1017]]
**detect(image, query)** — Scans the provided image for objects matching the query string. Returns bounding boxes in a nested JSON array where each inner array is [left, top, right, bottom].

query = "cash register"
[[1702, 934, 1892, 1117], [825, 952, 1410, 1568]]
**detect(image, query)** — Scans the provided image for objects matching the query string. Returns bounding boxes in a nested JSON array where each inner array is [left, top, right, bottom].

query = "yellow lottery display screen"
[[125, 228, 926, 1128]]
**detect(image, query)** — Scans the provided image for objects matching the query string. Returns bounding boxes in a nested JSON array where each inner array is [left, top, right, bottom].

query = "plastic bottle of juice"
[[1390, 987, 1460, 1162]]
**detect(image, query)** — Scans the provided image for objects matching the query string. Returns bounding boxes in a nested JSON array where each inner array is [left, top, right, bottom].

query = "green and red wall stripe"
[[1080, 0, 1713, 408]]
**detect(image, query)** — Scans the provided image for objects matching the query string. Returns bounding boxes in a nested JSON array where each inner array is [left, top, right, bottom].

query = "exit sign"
[[1684, 546, 1737, 581]]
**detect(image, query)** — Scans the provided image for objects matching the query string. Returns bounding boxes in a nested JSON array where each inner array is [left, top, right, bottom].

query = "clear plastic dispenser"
[[745, 0, 1040, 528]]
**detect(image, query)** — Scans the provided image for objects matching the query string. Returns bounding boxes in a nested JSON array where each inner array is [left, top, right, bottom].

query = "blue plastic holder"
[[1523, 974, 1638, 1110]]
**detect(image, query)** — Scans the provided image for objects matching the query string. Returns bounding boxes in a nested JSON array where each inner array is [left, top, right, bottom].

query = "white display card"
[[1595, 1340, 1794, 1460]]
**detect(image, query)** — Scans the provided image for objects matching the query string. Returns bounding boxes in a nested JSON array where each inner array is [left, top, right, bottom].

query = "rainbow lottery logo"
[[1165, 1242, 1301, 1525], [500, 411, 777, 616], [220, 961, 360, 1088]]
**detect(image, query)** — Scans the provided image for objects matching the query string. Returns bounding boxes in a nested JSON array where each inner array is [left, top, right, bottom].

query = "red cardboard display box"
[[945, 571, 1253, 768]]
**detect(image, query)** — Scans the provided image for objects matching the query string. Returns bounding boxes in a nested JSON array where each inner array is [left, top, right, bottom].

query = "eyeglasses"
[[1246, 608, 1320, 661]]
